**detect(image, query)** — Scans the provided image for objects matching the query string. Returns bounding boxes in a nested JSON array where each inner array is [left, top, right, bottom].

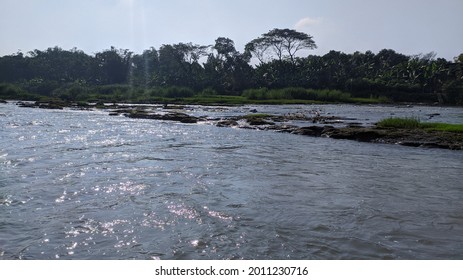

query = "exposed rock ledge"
[[124, 111, 202, 123], [294, 126, 463, 150], [214, 115, 463, 150]]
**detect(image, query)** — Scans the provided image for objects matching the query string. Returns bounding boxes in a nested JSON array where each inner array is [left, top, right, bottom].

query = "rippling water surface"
[[1, 103, 462, 259]]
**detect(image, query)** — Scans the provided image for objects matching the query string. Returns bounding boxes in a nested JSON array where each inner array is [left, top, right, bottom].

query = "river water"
[[1, 102, 462, 259]]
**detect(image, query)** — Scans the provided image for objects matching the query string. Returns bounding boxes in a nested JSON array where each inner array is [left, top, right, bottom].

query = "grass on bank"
[[377, 117, 463, 133], [182, 94, 383, 105], [420, 122, 463, 133], [1, 82, 389, 105], [241, 87, 389, 104]]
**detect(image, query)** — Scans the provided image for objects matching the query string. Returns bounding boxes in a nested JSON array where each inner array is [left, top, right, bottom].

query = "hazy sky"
[[1, 0, 462, 60]]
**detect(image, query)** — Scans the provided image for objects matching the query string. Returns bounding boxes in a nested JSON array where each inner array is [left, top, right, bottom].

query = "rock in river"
[[126, 111, 201, 123]]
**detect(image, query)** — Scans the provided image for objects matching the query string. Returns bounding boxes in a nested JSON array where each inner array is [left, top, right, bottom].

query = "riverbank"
[[8, 100, 463, 150]]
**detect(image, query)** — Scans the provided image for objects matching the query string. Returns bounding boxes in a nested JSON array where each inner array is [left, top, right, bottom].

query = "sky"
[[0, 0, 462, 60]]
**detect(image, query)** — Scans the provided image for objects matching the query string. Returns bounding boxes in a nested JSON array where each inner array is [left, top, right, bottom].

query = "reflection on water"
[[0, 103, 462, 259]]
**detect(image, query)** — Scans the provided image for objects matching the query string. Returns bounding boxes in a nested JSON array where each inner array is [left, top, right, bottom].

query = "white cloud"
[[294, 17, 322, 30]]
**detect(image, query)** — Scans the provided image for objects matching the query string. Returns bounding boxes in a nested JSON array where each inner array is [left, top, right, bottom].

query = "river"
[[1, 102, 462, 259]]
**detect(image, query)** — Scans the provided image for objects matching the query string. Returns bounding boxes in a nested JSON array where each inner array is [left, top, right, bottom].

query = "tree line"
[[0, 28, 462, 104]]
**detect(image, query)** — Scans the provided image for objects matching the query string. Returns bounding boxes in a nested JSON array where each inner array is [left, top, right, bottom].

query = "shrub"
[[22, 79, 60, 96], [376, 117, 421, 129], [0, 83, 41, 100], [149, 87, 165, 97], [163, 86, 195, 98], [95, 84, 131, 95], [242, 87, 352, 102], [377, 117, 463, 133], [315, 89, 351, 102], [242, 88, 269, 100], [0, 83, 24, 98], [281, 87, 309, 99], [52, 82, 89, 101], [198, 87, 218, 96]]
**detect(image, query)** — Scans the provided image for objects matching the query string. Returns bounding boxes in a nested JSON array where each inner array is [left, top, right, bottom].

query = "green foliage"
[[147, 86, 195, 98], [377, 117, 463, 133], [377, 117, 421, 129], [420, 123, 463, 133], [0, 31, 462, 105], [309, 89, 351, 102], [0, 83, 25, 98], [442, 80, 463, 105], [198, 87, 218, 96], [242, 87, 351, 102], [246, 28, 316, 62], [21, 79, 60, 96], [95, 47, 132, 84], [242, 88, 269, 99], [164, 86, 194, 98], [183, 95, 248, 105], [0, 83, 44, 100], [95, 84, 132, 95], [243, 113, 273, 120], [279, 87, 310, 99], [52, 82, 89, 101]]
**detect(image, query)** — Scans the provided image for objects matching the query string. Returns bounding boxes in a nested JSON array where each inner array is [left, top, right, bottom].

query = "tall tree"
[[0, 52, 31, 82], [246, 28, 316, 63], [157, 43, 208, 89], [455, 53, 463, 63], [214, 37, 237, 59], [131, 47, 159, 86], [204, 37, 253, 92], [158, 44, 187, 86], [95, 47, 132, 84], [173, 42, 210, 63], [26, 47, 96, 83]]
